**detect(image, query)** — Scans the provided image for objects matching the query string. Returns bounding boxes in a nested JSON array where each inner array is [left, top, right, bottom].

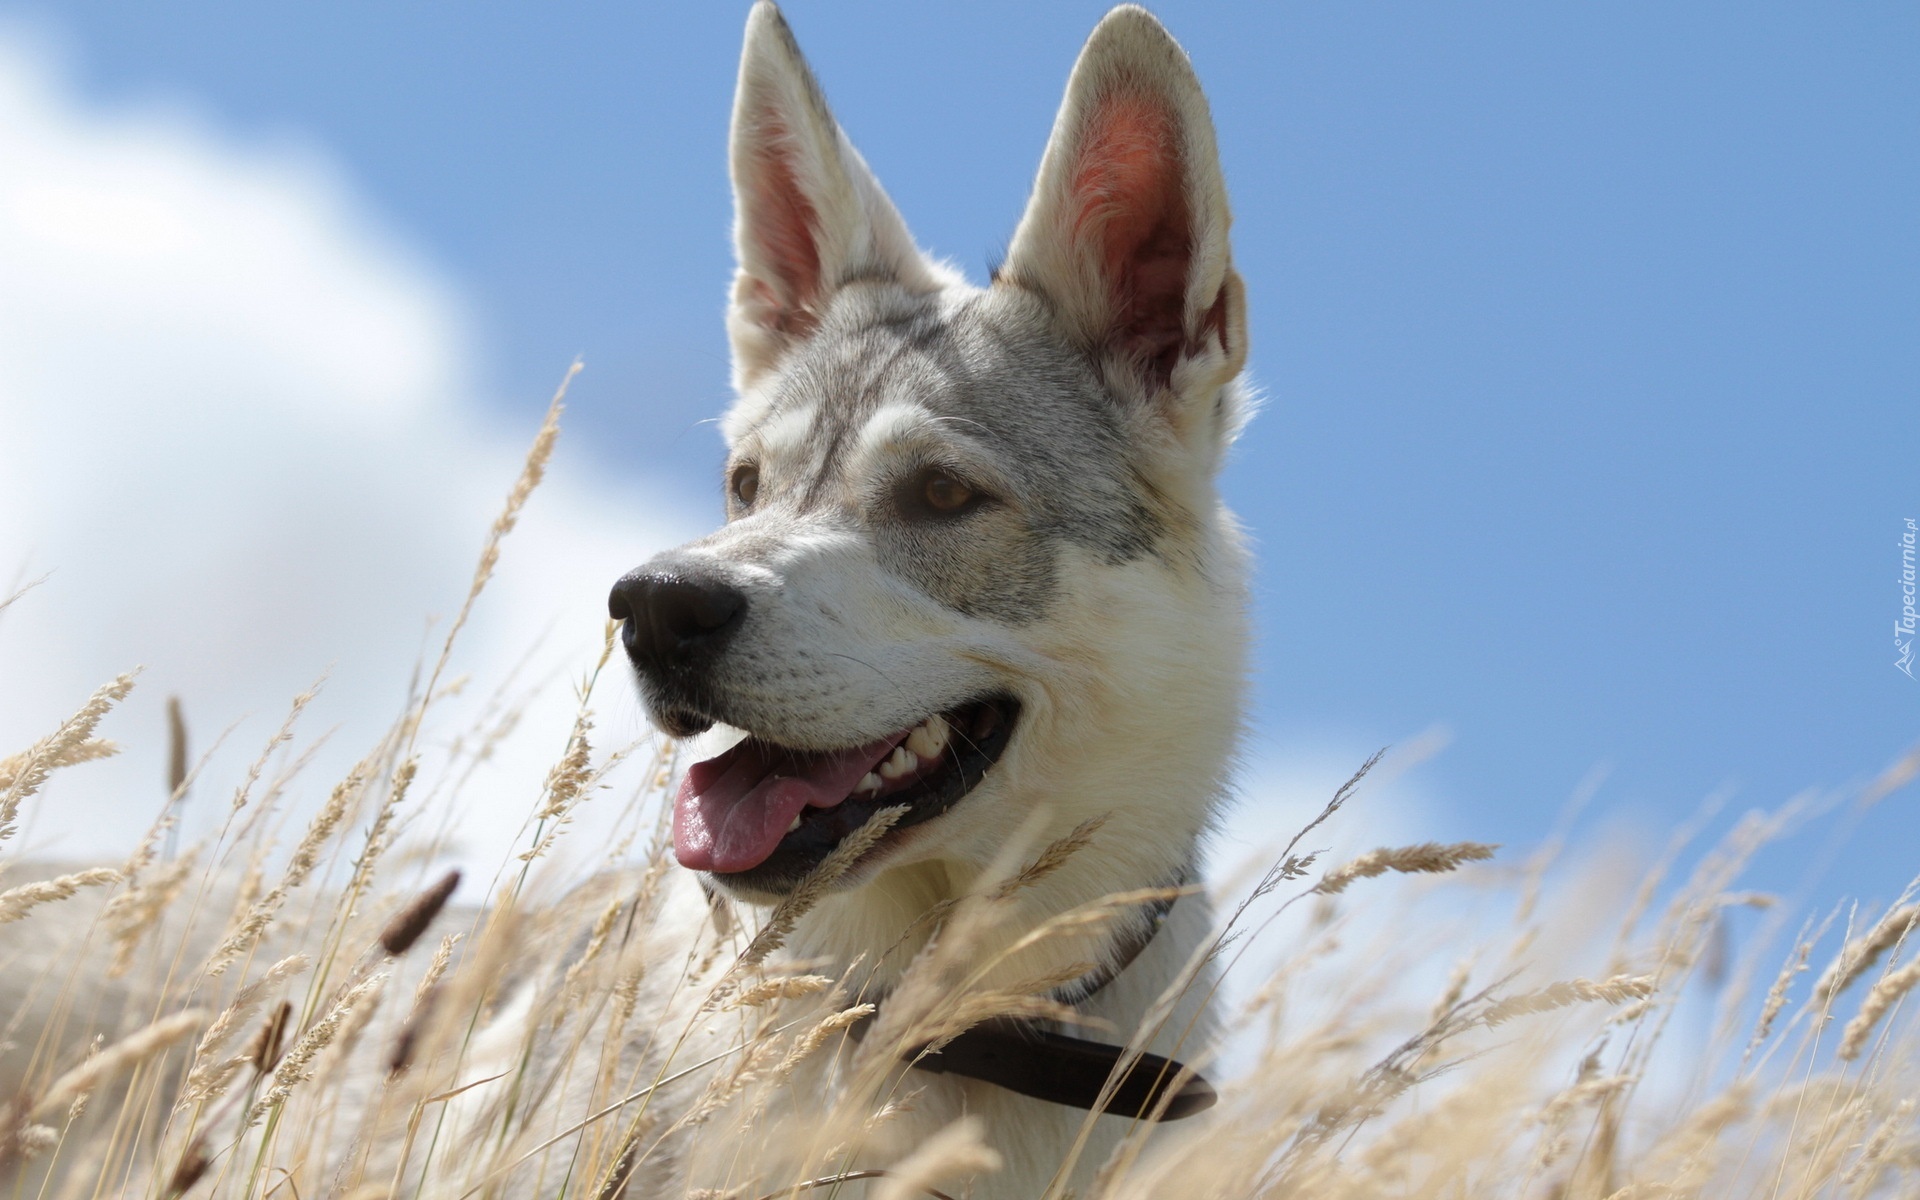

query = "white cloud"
[[0, 29, 702, 862]]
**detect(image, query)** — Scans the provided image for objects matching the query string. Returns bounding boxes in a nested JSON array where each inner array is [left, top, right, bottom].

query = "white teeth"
[[906, 715, 949, 761], [855, 772, 882, 795], [786, 815, 802, 833], [878, 745, 918, 780]]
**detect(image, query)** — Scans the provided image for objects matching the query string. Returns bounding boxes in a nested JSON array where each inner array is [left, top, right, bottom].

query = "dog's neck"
[[779, 828, 1204, 1002]]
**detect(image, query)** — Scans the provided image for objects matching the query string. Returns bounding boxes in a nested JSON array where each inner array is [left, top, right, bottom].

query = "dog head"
[[611, 3, 1251, 905]]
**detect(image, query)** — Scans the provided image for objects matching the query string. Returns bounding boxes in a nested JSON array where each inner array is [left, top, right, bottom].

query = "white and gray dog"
[[602, 1, 1253, 1192]]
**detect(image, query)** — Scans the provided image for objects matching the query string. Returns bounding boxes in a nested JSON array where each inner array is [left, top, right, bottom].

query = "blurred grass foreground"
[[1, 384, 1918, 1200]]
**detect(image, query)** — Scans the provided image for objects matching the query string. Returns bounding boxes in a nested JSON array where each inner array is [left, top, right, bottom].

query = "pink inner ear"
[[744, 110, 823, 335], [1069, 93, 1193, 385]]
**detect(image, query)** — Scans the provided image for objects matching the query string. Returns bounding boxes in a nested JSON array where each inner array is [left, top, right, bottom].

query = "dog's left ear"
[[1001, 6, 1247, 458], [727, 3, 945, 390]]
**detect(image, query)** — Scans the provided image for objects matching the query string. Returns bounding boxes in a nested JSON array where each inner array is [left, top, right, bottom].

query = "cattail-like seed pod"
[[380, 869, 461, 957], [388, 985, 437, 1076], [247, 1001, 291, 1075], [165, 1136, 209, 1197], [165, 696, 188, 800]]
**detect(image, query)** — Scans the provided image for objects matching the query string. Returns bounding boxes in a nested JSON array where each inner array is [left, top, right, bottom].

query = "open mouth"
[[673, 694, 1020, 891]]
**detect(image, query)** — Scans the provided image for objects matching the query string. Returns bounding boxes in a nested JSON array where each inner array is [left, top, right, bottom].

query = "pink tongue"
[[673, 733, 902, 873]]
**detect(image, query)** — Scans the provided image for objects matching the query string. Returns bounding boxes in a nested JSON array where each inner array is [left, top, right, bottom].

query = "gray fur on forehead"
[[734, 281, 1165, 564]]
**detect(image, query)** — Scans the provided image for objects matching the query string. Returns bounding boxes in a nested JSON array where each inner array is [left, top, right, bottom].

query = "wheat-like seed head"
[[32, 1009, 207, 1120], [1314, 841, 1500, 895], [1839, 957, 1920, 1061], [0, 672, 137, 844], [0, 867, 120, 924]]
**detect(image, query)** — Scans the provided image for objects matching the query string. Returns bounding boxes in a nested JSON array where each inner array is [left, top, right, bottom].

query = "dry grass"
[[1, 391, 1916, 1199]]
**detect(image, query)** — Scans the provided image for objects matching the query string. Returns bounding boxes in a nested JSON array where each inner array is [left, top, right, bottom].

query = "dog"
[[602, 2, 1253, 1193]]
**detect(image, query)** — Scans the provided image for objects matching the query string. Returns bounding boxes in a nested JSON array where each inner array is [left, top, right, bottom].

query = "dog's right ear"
[[726, 3, 942, 389]]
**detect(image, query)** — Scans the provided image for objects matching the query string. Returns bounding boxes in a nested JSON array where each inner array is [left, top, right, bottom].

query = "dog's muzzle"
[[608, 565, 746, 730]]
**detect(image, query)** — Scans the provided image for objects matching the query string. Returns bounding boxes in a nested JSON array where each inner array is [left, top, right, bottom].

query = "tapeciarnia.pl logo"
[[1899, 517, 1917, 679]]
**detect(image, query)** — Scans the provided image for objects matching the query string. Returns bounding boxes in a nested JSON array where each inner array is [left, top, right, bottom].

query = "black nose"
[[608, 568, 748, 670]]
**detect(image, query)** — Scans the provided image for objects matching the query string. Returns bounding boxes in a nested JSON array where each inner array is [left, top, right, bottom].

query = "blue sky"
[[6, 1, 1916, 903]]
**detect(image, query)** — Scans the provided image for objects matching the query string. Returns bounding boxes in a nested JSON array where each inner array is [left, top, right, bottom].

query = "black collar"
[[852, 882, 1217, 1122]]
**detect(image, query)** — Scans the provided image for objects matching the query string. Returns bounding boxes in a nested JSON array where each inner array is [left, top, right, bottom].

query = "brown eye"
[[922, 472, 974, 513], [730, 464, 760, 507]]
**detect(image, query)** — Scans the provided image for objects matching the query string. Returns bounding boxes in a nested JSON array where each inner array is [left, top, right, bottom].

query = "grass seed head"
[[379, 867, 461, 956]]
